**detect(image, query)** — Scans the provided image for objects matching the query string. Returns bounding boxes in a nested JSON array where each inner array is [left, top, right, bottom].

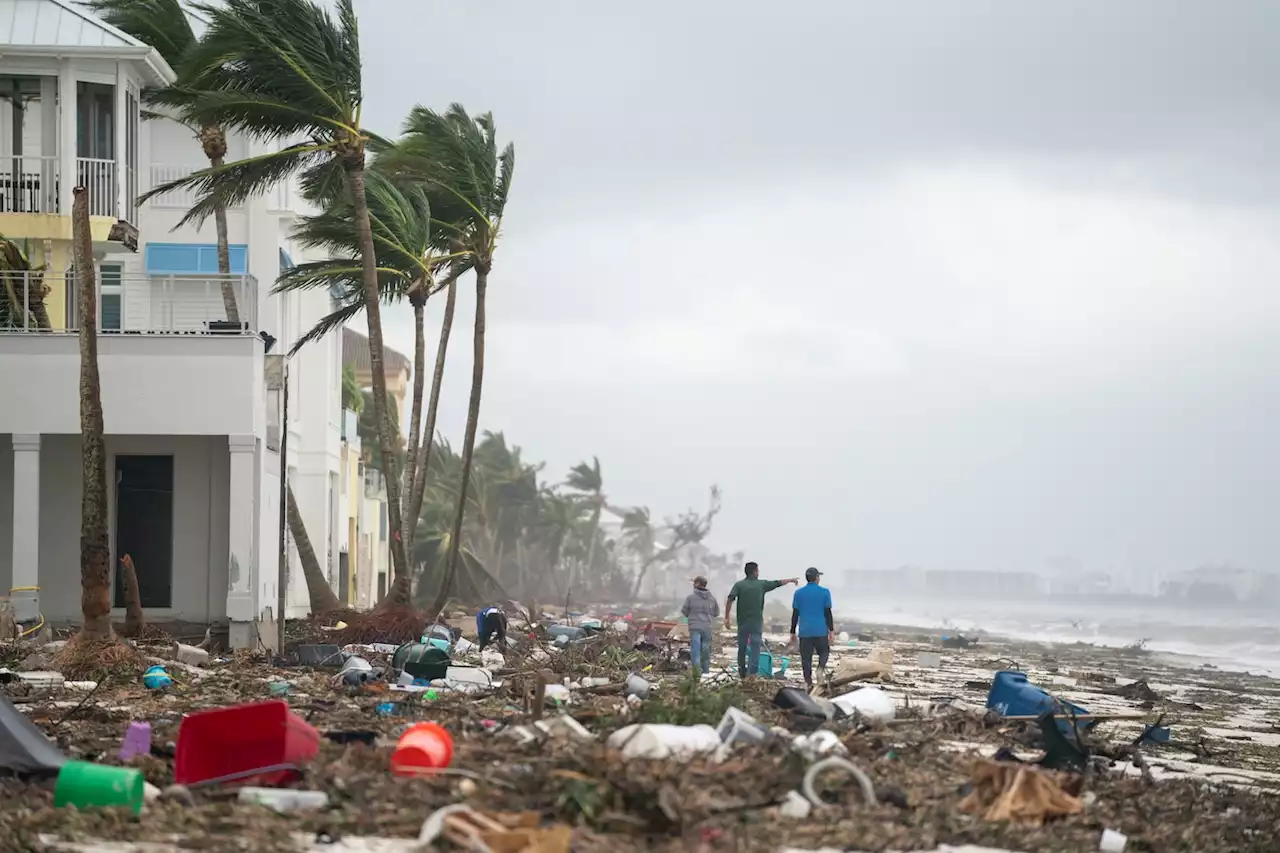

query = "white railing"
[[148, 164, 200, 209], [149, 164, 245, 211], [0, 271, 259, 334], [77, 157, 117, 218], [0, 155, 60, 214]]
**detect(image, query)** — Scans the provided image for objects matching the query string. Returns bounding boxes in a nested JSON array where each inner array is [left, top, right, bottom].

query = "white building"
[[0, 0, 343, 647]]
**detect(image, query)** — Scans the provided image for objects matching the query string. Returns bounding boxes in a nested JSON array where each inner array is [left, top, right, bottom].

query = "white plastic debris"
[[830, 687, 896, 723], [612, 620, 630, 632], [717, 707, 771, 745], [779, 790, 813, 819], [624, 673, 652, 699], [802, 757, 876, 807], [536, 715, 594, 742], [607, 724, 722, 760], [17, 671, 64, 689], [1099, 829, 1128, 852], [543, 683, 573, 705], [172, 643, 209, 667], [917, 652, 942, 668], [443, 666, 493, 686], [792, 730, 847, 760], [453, 638, 475, 654], [837, 631, 850, 643], [239, 787, 329, 812], [480, 648, 506, 668]]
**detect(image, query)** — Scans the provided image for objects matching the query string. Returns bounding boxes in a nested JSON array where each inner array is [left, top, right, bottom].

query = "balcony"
[[0, 270, 259, 334], [149, 164, 244, 211]]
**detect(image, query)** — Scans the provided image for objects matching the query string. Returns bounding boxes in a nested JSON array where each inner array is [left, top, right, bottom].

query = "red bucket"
[[174, 700, 320, 786]]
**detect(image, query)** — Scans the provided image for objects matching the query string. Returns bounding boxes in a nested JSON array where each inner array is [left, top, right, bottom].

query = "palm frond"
[[288, 299, 364, 356], [82, 0, 196, 70], [138, 144, 326, 227]]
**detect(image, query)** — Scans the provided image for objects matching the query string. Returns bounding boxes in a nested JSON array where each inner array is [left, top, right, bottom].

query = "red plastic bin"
[[174, 700, 320, 786]]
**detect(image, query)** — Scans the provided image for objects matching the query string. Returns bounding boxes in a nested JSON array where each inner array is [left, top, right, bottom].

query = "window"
[[64, 263, 124, 331], [146, 243, 247, 275], [100, 264, 122, 331], [76, 82, 114, 160]]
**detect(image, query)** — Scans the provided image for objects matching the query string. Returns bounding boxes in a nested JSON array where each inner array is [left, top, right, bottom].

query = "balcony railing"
[[149, 164, 244, 211], [0, 156, 60, 214], [0, 271, 259, 334]]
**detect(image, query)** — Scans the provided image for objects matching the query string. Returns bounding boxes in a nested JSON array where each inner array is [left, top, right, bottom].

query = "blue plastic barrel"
[[757, 651, 773, 677], [986, 671, 1094, 731]]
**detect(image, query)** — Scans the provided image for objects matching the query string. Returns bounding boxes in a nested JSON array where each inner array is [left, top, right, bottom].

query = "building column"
[[10, 435, 41, 622], [58, 61, 76, 217], [226, 435, 260, 648], [114, 61, 128, 220]]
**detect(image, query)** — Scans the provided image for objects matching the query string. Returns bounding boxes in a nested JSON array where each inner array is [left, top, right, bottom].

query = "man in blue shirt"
[[476, 605, 508, 652], [790, 567, 834, 690]]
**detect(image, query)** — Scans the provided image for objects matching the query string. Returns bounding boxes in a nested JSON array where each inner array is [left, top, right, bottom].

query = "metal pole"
[[277, 363, 289, 652]]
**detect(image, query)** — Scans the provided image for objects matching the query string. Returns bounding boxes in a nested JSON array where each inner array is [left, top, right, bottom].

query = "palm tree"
[[384, 105, 515, 615], [286, 484, 341, 613], [142, 0, 411, 587], [0, 237, 51, 330], [565, 458, 604, 592], [85, 0, 241, 321], [72, 186, 113, 641], [277, 167, 467, 602]]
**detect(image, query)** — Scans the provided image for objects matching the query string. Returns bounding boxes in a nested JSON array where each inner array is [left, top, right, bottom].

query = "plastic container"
[[986, 671, 1093, 731], [394, 642, 451, 680], [624, 674, 652, 699], [391, 722, 454, 776], [54, 761, 144, 814], [757, 651, 774, 677], [830, 686, 897, 723], [546, 625, 586, 641], [142, 665, 172, 690], [118, 721, 152, 761], [174, 700, 320, 786], [716, 707, 771, 745], [606, 724, 722, 760], [238, 787, 329, 812]]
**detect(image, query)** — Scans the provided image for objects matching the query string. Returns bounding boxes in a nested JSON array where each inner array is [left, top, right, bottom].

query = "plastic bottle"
[[238, 787, 329, 812]]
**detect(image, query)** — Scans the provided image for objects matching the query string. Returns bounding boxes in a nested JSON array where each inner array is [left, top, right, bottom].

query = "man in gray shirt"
[[681, 576, 719, 678]]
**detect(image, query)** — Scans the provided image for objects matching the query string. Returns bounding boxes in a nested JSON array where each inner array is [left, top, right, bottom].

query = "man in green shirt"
[[724, 562, 798, 679]]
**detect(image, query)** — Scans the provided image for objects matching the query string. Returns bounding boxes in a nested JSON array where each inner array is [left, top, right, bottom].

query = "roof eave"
[[1, 45, 175, 86]]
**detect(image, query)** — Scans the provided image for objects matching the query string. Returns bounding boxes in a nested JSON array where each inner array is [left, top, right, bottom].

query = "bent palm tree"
[[565, 457, 604, 590], [85, 0, 241, 321], [143, 0, 411, 586], [384, 105, 515, 616], [278, 167, 468, 603]]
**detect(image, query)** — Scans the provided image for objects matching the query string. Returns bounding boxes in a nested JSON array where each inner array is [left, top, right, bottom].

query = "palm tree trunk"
[[286, 484, 342, 614], [584, 499, 602, 574], [345, 165, 411, 595], [406, 271, 458, 552], [399, 292, 427, 549], [434, 268, 487, 615], [120, 554, 146, 637], [209, 154, 240, 325], [73, 186, 113, 641]]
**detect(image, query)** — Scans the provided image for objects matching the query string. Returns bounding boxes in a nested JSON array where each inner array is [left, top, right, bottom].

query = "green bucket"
[[54, 761, 144, 814]]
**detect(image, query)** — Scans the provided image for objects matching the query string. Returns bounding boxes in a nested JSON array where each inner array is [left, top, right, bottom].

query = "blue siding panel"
[[146, 243, 247, 275]]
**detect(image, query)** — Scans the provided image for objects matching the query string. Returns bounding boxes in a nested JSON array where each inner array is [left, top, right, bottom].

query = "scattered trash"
[[297, 644, 343, 667], [174, 700, 319, 787], [941, 634, 978, 649], [238, 787, 330, 812], [172, 643, 209, 667], [1099, 828, 1128, 852], [118, 722, 152, 762], [775, 687, 836, 720], [957, 759, 1084, 824], [391, 722, 454, 775], [801, 756, 876, 807], [607, 724, 722, 760], [792, 730, 848, 760], [717, 707, 772, 745], [1113, 680, 1160, 702], [0, 694, 65, 775], [53, 761, 144, 815], [917, 651, 942, 668], [546, 625, 586, 641], [142, 666, 172, 690], [624, 673, 652, 699], [418, 805, 572, 853], [268, 681, 292, 697], [779, 789, 813, 818], [831, 687, 896, 723], [987, 671, 1094, 732]]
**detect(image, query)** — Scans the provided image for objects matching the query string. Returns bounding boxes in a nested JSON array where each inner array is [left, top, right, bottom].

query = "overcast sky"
[[353, 0, 1280, 582]]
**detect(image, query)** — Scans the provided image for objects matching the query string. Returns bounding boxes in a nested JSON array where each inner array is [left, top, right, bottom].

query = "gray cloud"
[[355, 0, 1280, 580]]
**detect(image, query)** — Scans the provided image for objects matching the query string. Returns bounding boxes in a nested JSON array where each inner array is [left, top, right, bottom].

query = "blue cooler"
[[986, 671, 1095, 732]]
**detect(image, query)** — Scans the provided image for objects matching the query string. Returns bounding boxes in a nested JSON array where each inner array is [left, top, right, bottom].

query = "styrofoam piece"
[[917, 652, 942, 668], [779, 790, 812, 818], [534, 715, 594, 742], [1099, 829, 1127, 852], [830, 686, 896, 723], [480, 648, 506, 668], [453, 638, 475, 654], [543, 683, 572, 705], [18, 671, 64, 689], [443, 666, 492, 685], [238, 787, 329, 812], [792, 730, 847, 760], [172, 643, 209, 667], [607, 724, 722, 760]]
